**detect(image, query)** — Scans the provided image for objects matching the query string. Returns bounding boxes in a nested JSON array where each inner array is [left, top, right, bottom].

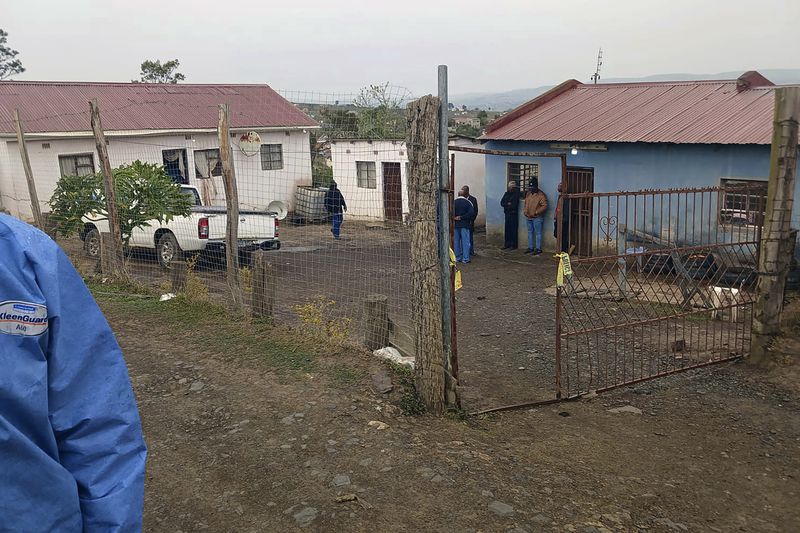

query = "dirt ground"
[[95, 277, 800, 532]]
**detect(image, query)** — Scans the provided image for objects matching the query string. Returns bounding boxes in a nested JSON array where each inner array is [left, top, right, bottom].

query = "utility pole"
[[751, 87, 800, 365], [12, 109, 43, 228]]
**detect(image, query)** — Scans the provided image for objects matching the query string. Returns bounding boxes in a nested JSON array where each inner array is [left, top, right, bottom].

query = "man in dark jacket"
[[462, 185, 479, 255], [500, 180, 521, 249], [453, 188, 475, 263], [324, 181, 347, 240], [554, 182, 571, 253]]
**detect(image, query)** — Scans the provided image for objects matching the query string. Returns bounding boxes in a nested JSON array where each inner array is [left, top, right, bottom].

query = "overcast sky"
[[3, 0, 798, 96]]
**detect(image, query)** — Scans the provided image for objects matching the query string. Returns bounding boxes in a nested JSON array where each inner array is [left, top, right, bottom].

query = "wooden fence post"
[[171, 259, 187, 293], [364, 294, 390, 350], [751, 87, 800, 365], [99, 232, 113, 277], [407, 95, 446, 414], [90, 100, 124, 278], [218, 104, 243, 309], [252, 250, 276, 321], [12, 109, 43, 229]]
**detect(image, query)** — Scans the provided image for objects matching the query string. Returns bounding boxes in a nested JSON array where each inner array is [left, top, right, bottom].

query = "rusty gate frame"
[[553, 183, 766, 400]]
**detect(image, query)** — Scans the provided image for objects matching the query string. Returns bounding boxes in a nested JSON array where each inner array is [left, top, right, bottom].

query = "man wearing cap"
[[523, 178, 548, 255]]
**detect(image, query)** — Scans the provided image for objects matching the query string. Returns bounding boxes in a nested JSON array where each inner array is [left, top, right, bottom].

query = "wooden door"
[[382, 162, 403, 222], [566, 167, 594, 257]]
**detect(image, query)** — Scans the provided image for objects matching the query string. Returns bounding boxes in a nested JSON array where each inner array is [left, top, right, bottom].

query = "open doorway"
[[566, 166, 594, 257], [382, 162, 403, 222]]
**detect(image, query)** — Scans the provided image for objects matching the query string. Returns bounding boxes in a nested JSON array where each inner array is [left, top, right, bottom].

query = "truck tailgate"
[[198, 210, 275, 241]]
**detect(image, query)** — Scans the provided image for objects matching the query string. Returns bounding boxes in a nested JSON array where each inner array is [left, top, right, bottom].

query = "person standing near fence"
[[462, 185, 479, 255], [453, 189, 475, 263], [324, 181, 347, 240], [0, 214, 147, 532], [500, 181, 521, 250], [523, 178, 548, 255]]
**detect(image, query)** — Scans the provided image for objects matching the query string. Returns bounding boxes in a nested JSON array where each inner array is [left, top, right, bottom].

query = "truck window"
[[181, 187, 202, 206]]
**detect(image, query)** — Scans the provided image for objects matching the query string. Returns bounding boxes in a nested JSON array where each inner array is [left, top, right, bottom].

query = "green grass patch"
[[92, 284, 316, 374]]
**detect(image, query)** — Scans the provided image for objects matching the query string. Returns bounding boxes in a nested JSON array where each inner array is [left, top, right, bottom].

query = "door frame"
[[565, 166, 595, 257], [382, 162, 403, 222]]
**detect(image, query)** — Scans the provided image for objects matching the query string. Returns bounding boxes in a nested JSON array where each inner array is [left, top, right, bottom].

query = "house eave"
[[0, 124, 320, 140]]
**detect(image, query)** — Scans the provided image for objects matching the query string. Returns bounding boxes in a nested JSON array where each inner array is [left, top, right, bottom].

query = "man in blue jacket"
[[453, 188, 475, 263], [0, 214, 147, 532]]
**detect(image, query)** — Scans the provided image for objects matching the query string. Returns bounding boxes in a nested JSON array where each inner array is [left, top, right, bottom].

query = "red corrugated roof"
[[0, 81, 317, 134], [482, 71, 791, 145]]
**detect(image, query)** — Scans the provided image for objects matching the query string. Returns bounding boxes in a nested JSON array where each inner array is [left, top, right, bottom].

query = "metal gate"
[[555, 184, 766, 398]]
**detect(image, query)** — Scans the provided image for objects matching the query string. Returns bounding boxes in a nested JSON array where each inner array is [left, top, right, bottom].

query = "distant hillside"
[[452, 69, 800, 111]]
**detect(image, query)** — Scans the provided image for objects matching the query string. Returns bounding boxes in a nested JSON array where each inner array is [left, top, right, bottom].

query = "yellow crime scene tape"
[[555, 252, 573, 287], [449, 248, 463, 291]]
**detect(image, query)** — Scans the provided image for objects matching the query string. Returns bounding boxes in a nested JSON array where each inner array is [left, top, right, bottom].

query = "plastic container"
[[294, 186, 328, 222]]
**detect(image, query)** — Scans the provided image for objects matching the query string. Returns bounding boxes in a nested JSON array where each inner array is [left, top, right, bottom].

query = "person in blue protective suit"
[[0, 214, 147, 532]]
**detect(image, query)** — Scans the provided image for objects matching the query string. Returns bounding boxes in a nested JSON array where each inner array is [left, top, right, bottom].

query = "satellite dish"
[[267, 200, 288, 220], [239, 131, 262, 156]]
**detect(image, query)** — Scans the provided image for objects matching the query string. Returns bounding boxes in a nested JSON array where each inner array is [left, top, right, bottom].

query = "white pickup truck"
[[80, 185, 281, 268]]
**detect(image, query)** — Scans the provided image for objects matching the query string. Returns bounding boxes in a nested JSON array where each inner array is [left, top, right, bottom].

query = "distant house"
[[0, 81, 318, 221], [331, 137, 486, 225], [480, 71, 800, 251], [454, 116, 481, 128]]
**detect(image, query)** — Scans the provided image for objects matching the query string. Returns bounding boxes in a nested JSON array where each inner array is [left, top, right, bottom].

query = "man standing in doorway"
[[462, 185, 479, 255], [454, 188, 475, 263], [325, 181, 347, 240], [523, 178, 548, 255], [500, 180, 521, 250]]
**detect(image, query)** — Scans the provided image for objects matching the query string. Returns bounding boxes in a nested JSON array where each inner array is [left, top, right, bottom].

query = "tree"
[[135, 59, 185, 84], [319, 107, 359, 138], [477, 110, 489, 126], [49, 161, 193, 245], [0, 29, 24, 80], [353, 82, 408, 139], [455, 124, 481, 138]]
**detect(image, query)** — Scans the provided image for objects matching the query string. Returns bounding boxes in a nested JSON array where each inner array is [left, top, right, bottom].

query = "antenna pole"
[[592, 47, 603, 84]]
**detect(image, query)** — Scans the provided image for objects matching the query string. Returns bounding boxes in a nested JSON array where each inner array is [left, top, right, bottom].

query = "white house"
[[0, 81, 318, 221], [330, 137, 486, 225]]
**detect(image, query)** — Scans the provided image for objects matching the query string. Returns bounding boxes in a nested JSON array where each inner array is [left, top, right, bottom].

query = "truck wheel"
[[157, 232, 182, 269], [84, 228, 100, 258]]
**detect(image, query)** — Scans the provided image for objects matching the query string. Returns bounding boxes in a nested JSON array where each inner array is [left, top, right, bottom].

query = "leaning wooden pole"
[[751, 87, 800, 365], [90, 100, 124, 277], [218, 104, 243, 309], [12, 110, 43, 228], [407, 95, 446, 414]]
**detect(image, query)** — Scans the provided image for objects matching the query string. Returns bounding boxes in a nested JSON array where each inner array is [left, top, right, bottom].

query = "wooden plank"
[[217, 104, 243, 309], [90, 100, 124, 277], [752, 87, 800, 363], [407, 94, 446, 414], [12, 109, 43, 228]]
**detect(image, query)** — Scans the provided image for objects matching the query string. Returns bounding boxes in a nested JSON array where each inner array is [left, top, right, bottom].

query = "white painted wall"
[[0, 129, 312, 222], [331, 138, 487, 225], [331, 140, 409, 221]]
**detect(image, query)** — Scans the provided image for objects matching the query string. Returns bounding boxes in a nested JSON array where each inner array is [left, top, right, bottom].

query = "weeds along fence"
[[1, 82, 421, 354]]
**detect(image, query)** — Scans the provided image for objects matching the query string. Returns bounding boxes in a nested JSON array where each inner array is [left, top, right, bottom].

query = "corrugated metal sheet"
[[0, 81, 317, 134], [482, 78, 786, 145]]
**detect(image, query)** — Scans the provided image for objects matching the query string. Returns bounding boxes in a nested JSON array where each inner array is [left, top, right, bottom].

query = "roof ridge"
[[0, 80, 275, 87]]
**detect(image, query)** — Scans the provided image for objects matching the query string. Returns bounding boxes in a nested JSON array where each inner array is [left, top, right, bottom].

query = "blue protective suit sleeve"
[[38, 245, 147, 531]]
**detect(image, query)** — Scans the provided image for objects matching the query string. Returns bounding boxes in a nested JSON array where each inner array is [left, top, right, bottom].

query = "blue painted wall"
[[483, 140, 800, 251]]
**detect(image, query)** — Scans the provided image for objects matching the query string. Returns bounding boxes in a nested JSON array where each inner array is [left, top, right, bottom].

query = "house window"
[[356, 161, 377, 189], [507, 162, 539, 190], [194, 149, 223, 178], [260, 144, 283, 171], [58, 153, 95, 177], [720, 178, 767, 226]]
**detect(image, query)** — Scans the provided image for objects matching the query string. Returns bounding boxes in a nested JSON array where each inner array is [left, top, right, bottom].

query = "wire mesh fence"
[[1, 82, 422, 354]]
